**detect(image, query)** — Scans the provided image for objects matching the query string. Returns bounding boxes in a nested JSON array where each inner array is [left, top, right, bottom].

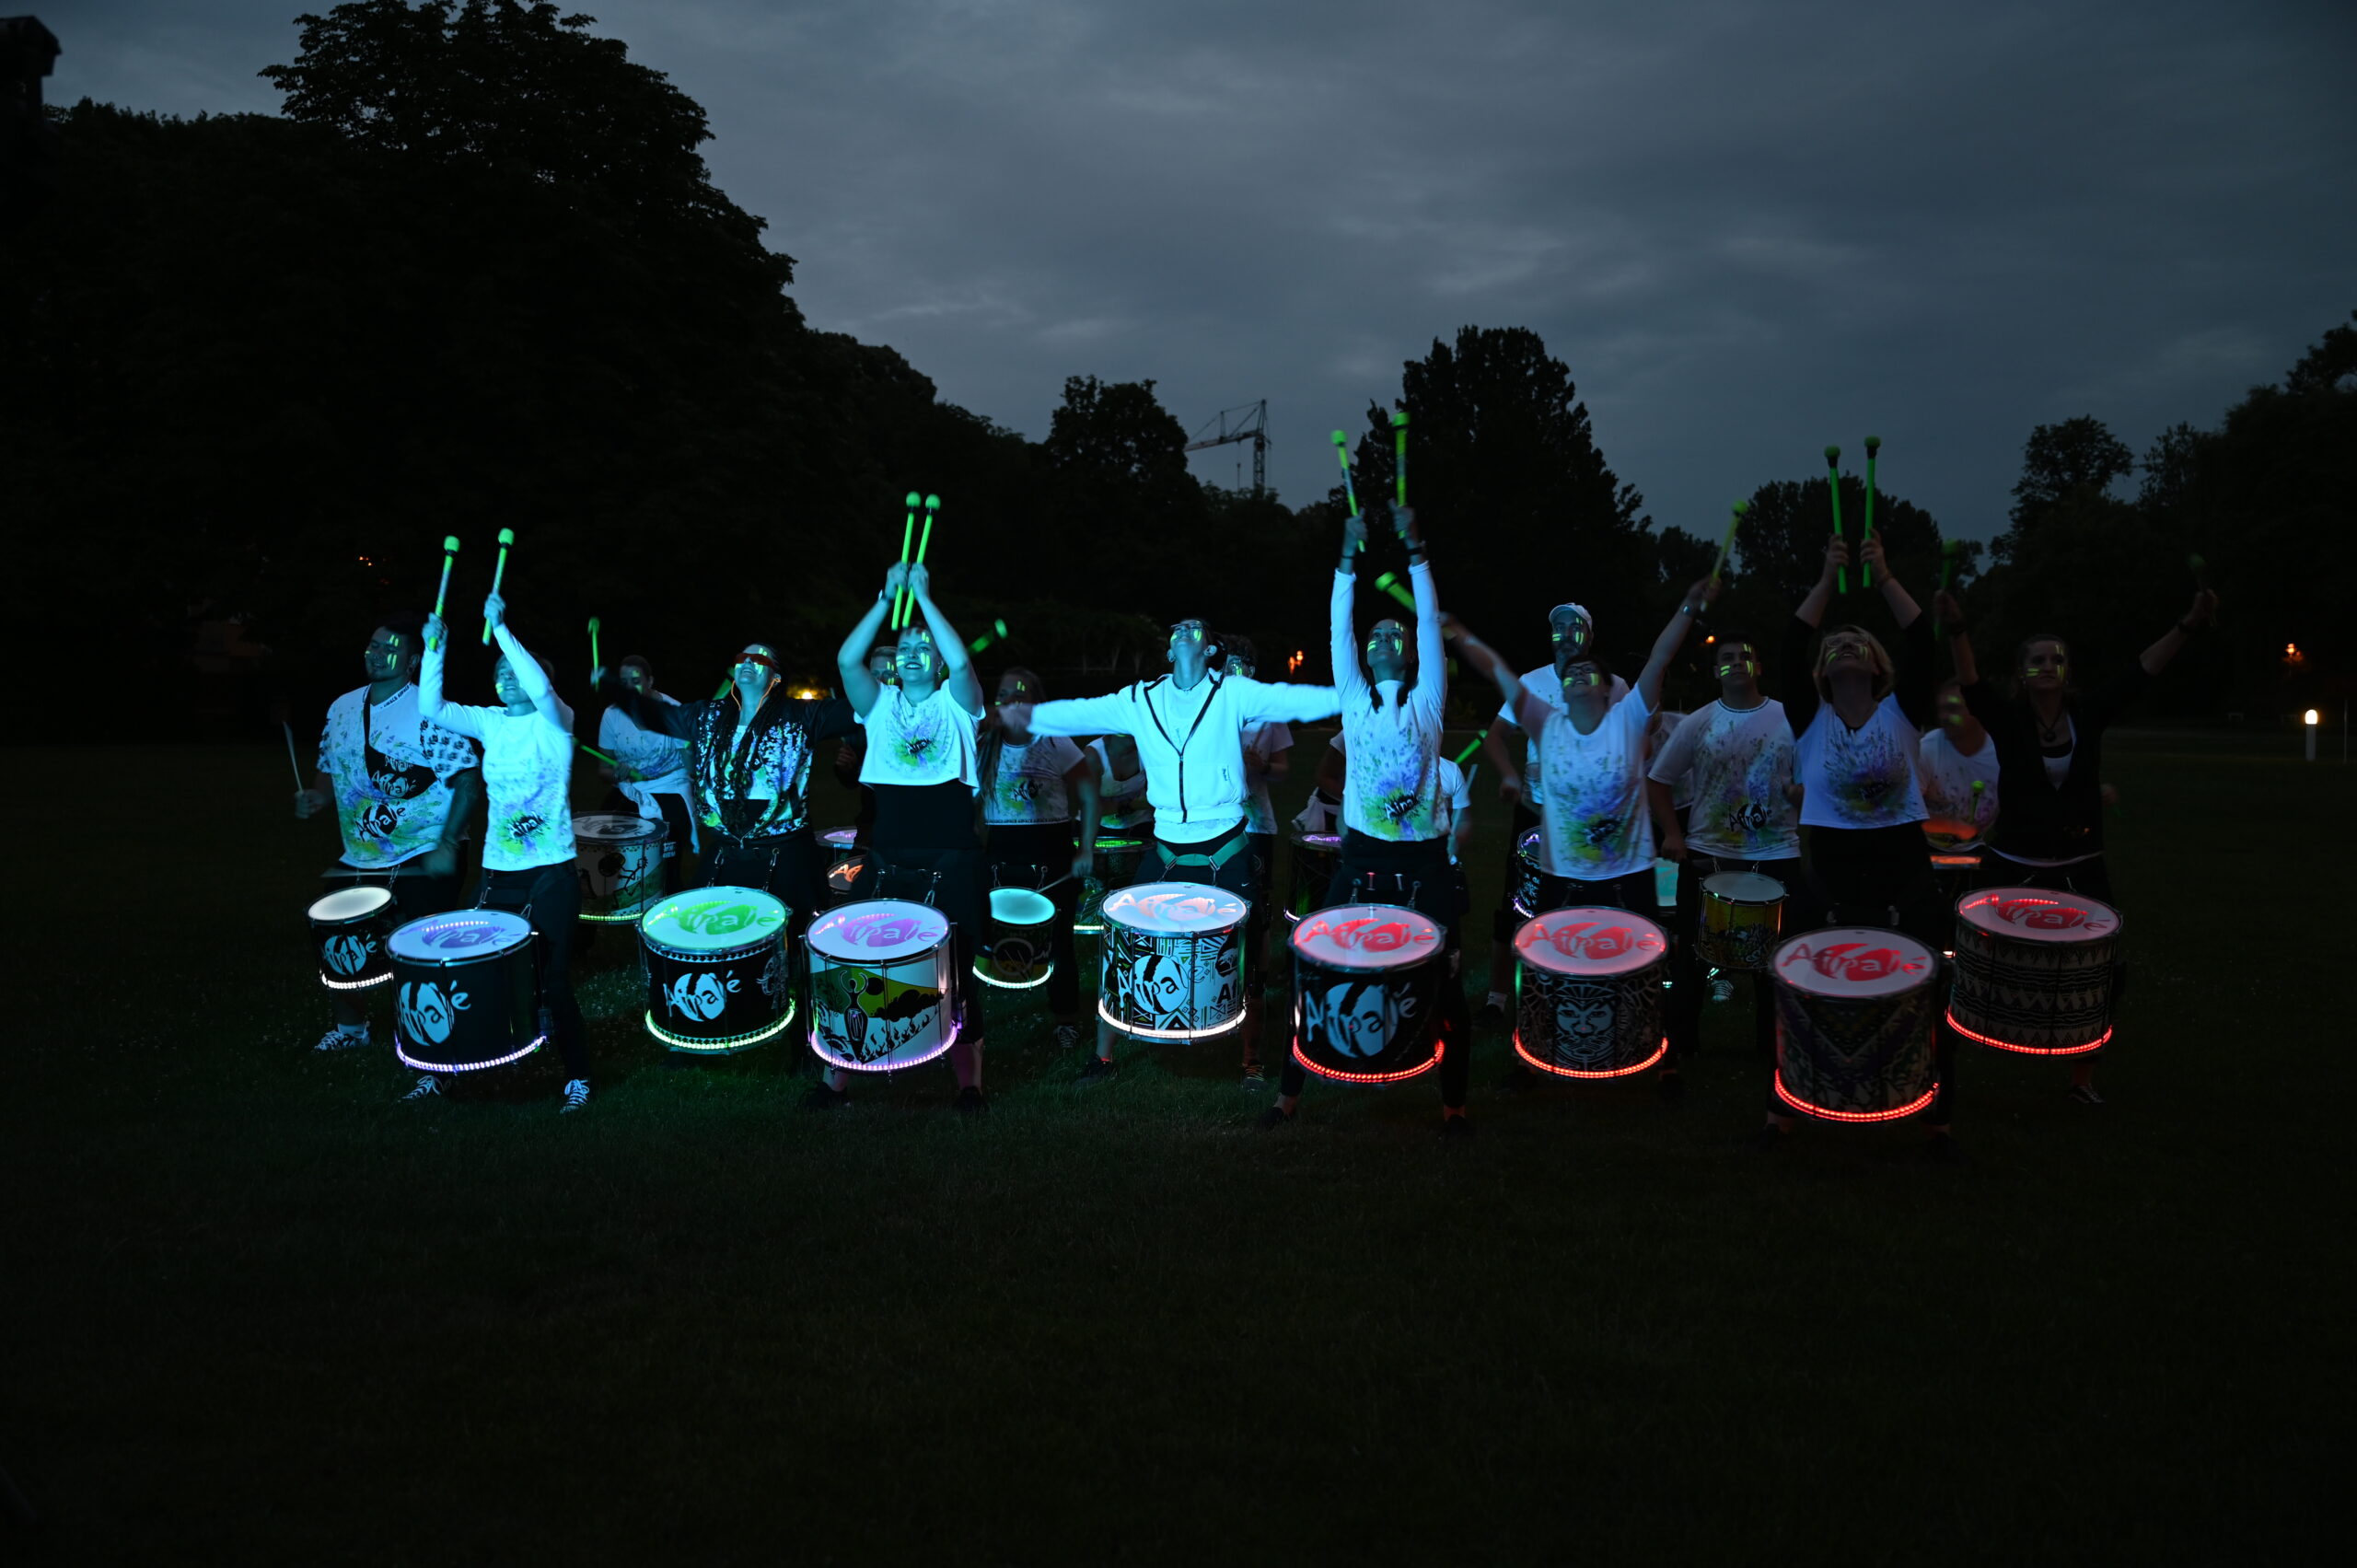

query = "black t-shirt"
[[1962, 665, 2148, 863]]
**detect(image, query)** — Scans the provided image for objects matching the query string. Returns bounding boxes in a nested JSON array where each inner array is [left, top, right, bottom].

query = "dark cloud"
[[58, 0, 2357, 541]]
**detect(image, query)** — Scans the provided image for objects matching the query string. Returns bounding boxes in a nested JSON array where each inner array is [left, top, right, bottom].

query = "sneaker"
[[1710, 976, 1735, 1004], [313, 1024, 369, 1051], [401, 1074, 444, 1101], [953, 1086, 988, 1116], [1478, 993, 1508, 1027], [1255, 1104, 1295, 1131], [1077, 1055, 1118, 1086], [1052, 1023, 1082, 1051], [2068, 1083, 2105, 1106], [1239, 1061, 1267, 1090], [1656, 1067, 1687, 1104], [802, 1084, 850, 1110], [1439, 1113, 1475, 1139], [1498, 1063, 1538, 1095], [559, 1079, 591, 1114]]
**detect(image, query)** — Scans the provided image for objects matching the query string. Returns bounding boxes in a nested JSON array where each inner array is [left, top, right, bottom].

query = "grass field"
[[3, 737, 2348, 1563]]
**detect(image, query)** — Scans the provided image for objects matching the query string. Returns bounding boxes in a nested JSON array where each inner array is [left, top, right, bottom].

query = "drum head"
[[1102, 882, 1250, 935], [1703, 871, 1785, 904], [575, 812, 665, 843], [388, 910, 532, 962], [807, 899, 951, 962], [1292, 831, 1341, 852], [1956, 888, 2120, 943], [820, 826, 858, 848], [310, 886, 393, 922], [640, 889, 789, 953], [1514, 907, 1667, 977], [1291, 905, 1442, 970], [989, 887, 1055, 923], [1772, 927, 1937, 997]]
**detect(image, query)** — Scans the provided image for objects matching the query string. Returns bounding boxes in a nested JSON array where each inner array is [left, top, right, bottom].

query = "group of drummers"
[[295, 503, 2218, 1150]]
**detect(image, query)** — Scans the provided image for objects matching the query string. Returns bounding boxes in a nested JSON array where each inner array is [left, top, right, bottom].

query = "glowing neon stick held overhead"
[[429, 535, 459, 648], [1391, 409, 1409, 512], [587, 616, 601, 671], [1862, 435, 1882, 587], [1710, 501, 1747, 587], [1824, 447, 1845, 594], [1454, 736, 1482, 766], [892, 492, 919, 630], [481, 527, 514, 645], [1331, 430, 1363, 550], [1372, 571, 1417, 611]]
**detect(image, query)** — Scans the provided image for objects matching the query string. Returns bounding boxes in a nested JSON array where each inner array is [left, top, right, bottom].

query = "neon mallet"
[[1824, 446, 1846, 594], [1373, 571, 1418, 611], [587, 616, 601, 679], [913, 494, 939, 621], [1332, 430, 1363, 551], [429, 535, 459, 648], [1453, 736, 1483, 766], [576, 740, 621, 769], [1861, 435, 1882, 587], [892, 492, 920, 629], [481, 527, 514, 645], [968, 618, 1011, 655], [1391, 409, 1410, 524], [1710, 500, 1748, 587]]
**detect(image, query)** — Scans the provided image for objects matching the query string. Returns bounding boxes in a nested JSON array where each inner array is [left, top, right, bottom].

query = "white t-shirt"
[[1794, 694, 1929, 830], [1331, 562, 1448, 842], [427, 705, 575, 872], [1647, 700, 1800, 862], [1499, 665, 1629, 808], [599, 694, 689, 818], [1239, 721, 1293, 836], [857, 685, 981, 792], [1535, 690, 1656, 880], [983, 734, 1086, 825], [1919, 728, 2002, 849], [1086, 738, 1152, 831], [316, 683, 478, 869]]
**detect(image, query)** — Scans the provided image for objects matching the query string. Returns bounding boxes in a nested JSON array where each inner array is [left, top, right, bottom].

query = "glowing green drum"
[[977, 886, 1056, 989], [638, 888, 795, 1052]]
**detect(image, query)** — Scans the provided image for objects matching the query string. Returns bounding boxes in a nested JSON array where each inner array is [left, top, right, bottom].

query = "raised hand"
[[1685, 576, 1721, 611], [1342, 514, 1369, 555], [1820, 535, 1850, 584], [482, 592, 507, 633], [1933, 589, 1965, 629], [425, 610, 448, 647], [884, 561, 910, 596], [1393, 504, 1419, 544], [2187, 587, 2219, 627], [1860, 532, 1893, 585], [907, 561, 932, 600]]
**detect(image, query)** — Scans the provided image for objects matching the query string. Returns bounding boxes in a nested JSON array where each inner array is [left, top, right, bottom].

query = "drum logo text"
[[1985, 896, 2103, 932], [672, 900, 780, 937], [397, 980, 469, 1043], [664, 970, 740, 1020], [425, 923, 503, 950], [840, 912, 926, 948], [322, 934, 376, 974], [1541, 923, 1653, 961], [1303, 976, 1416, 1060], [1789, 941, 1923, 982], [1127, 890, 1224, 926]]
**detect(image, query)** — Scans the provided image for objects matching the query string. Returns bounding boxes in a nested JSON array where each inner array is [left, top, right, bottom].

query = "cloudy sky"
[[58, 0, 2357, 542]]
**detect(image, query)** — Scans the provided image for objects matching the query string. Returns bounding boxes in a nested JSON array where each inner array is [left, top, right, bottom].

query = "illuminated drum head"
[[388, 910, 532, 962], [309, 886, 393, 922], [807, 899, 951, 963], [641, 889, 789, 954], [1773, 928, 1936, 997], [1291, 906, 1441, 970], [575, 812, 664, 843], [1515, 907, 1667, 977], [1096, 836, 1143, 853], [1101, 882, 1249, 935], [1293, 831, 1341, 852], [989, 887, 1055, 924], [1703, 871, 1785, 905], [1957, 888, 2120, 943], [821, 827, 858, 849]]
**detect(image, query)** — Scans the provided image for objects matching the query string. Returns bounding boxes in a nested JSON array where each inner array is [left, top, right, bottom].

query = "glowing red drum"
[[1771, 928, 1941, 1121], [1286, 830, 1342, 923], [1946, 888, 2121, 1055], [308, 885, 397, 992], [1512, 907, 1670, 1078], [805, 900, 957, 1072], [1098, 882, 1250, 1040], [1289, 904, 1446, 1083]]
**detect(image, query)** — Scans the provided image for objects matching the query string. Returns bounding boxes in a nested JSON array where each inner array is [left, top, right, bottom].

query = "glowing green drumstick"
[[1862, 435, 1882, 587], [1710, 501, 1747, 587], [892, 492, 919, 630], [587, 616, 601, 670], [968, 618, 1011, 655], [481, 527, 514, 645], [429, 535, 459, 648], [1824, 447, 1845, 594], [1453, 736, 1483, 766], [1391, 409, 1409, 514], [1372, 571, 1418, 611], [576, 739, 620, 768], [1331, 430, 1363, 552]]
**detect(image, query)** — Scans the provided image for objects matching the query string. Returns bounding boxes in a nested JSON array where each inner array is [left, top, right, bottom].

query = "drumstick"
[[1372, 570, 1418, 611], [1453, 736, 1483, 765], [481, 527, 514, 645], [1710, 501, 1747, 587], [903, 494, 939, 631], [577, 740, 621, 768], [967, 617, 1011, 654], [1824, 447, 1845, 594], [1861, 436, 1881, 587], [281, 718, 307, 790], [892, 493, 919, 629], [1391, 409, 1409, 516], [588, 616, 601, 673], [428, 536, 459, 649], [1331, 431, 1363, 550]]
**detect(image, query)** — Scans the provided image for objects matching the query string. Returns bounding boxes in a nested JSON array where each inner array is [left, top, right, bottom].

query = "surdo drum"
[[1946, 888, 2122, 1055], [977, 885, 1056, 990], [1511, 829, 1544, 918], [821, 827, 866, 908], [805, 900, 957, 1071], [1074, 835, 1144, 935], [387, 910, 542, 1073], [1512, 907, 1670, 1078], [1771, 928, 1941, 1121], [1098, 882, 1250, 1040], [308, 885, 397, 992], [637, 888, 794, 1053], [1286, 830, 1342, 924], [1698, 871, 1786, 972], [1289, 905, 1446, 1083], [574, 812, 668, 923]]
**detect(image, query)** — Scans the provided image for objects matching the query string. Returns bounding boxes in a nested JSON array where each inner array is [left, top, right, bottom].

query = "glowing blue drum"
[[387, 910, 541, 1073]]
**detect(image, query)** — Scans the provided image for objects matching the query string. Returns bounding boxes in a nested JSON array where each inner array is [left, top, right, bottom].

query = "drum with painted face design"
[[1511, 828, 1544, 918], [977, 886, 1056, 989], [805, 900, 956, 1071], [1289, 904, 1446, 1083], [1285, 830, 1342, 924], [638, 887, 794, 1053], [1098, 882, 1251, 1040], [820, 827, 867, 908], [386, 910, 541, 1072], [1771, 926, 1941, 1121], [1946, 888, 2121, 1055], [1074, 836, 1144, 935], [1513, 906, 1670, 1078], [575, 812, 668, 923], [308, 885, 398, 992], [1698, 871, 1786, 972]]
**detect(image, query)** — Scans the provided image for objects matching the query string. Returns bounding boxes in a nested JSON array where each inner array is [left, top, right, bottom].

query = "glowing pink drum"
[[1512, 907, 1669, 1078], [1771, 928, 1941, 1121], [1098, 882, 1250, 1040], [1289, 904, 1446, 1084], [805, 900, 957, 1071], [387, 910, 542, 1074], [1946, 888, 2121, 1055], [308, 885, 397, 993]]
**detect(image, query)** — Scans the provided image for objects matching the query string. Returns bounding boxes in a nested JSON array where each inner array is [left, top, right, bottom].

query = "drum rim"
[[1101, 881, 1250, 934], [309, 885, 395, 922], [1289, 902, 1445, 970], [807, 897, 952, 962], [1770, 925, 1940, 998], [573, 811, 668, 842], [1955, 886, 2122, 943], [1512, 905, 1669, 977], [1701, 870, 1787, 902], [386, 910, 534, 963]]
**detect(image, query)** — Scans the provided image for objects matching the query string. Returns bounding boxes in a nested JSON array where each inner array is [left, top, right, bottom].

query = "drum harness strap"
[[1138, 672, 1224, 826], [1155, 831, 1248, 873]]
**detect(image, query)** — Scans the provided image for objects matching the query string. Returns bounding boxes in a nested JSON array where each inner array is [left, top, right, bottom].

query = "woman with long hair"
[[978, 666, 1099, 1049]]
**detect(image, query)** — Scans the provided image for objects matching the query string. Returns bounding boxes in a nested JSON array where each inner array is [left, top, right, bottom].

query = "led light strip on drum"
[[1944, 1010, 2113, 1058], [1772, 1074, 1939, 1123], [972, 962, 1053, 991], [1290, 1041, 1443, 1085], [318, 970, 390, 992], [1095, 999, 1246, 1042], [1510, 1035, 1669, 1081], [809, 1022, 959, 1074], [395, 1034, 546, 1074], [643, 1000, 800, 1052]]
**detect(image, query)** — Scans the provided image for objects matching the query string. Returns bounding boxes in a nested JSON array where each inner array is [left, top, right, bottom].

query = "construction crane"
[[1184, 400, 1269, 497]]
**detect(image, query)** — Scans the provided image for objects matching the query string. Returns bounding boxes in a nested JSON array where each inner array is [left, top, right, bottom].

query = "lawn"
[[1, 737, 2344, 1563]]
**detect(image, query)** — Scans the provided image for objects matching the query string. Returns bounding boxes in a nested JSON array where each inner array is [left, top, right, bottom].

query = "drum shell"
[[389, 925, 540, 1072], [1286, 833, 1341, 923], [806, 927, 955, 1071], [641, 929, 790, 1051], [1099, 907, 1247, 1039], [1512, 830, 1543, 918], [1948, 901, 2119, 1052], [309, 890, 397, 991], [1772, 937, 1940, 1118], [1697, 876, 1785, 972], [1289, 922, 1445, 1082], [1515, 949, 1666, 1075], [575, 814, 668, 923], [978, 887, 1056, 988], [1074, 838, 1144, 935]]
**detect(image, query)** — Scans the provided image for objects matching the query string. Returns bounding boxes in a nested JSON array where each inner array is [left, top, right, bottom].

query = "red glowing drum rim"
[[1510, 905, 1670, 1079], [1770, 925, 1941, 1121], [805, 899, 958, 1071], [1945, 887, 2121, 1055], [1288, 903, 1446, 1084]]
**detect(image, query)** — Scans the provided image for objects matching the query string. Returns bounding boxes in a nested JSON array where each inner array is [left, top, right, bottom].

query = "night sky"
[[61, 0, 2357, 542]]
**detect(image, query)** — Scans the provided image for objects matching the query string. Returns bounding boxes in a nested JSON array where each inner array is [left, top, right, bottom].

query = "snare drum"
[[308, 885, 397, 991], [1771, 928, 1941, 1121], [1946, 888, 2121, 1055], [1512, 907, 1670, 1077], [1286, 830, 1342, 923], [1511, 829, 1544, 917], [1074, 835, 1144, 935], [1289, 905, 1446, 1083], [1698, 871, 1786, 972], [820, 827, 866, 908], [1099, 881, 1250, 1040], [806, 900, 957, 1071], [977, 886, 1056, 989], [387, 911, 542, 1073], [575, 812, 668, 923], [638, 888, 794, 1053]]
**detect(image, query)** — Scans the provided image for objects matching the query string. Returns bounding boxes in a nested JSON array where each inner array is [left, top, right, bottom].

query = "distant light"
[[2306, 709, 2320, 726]]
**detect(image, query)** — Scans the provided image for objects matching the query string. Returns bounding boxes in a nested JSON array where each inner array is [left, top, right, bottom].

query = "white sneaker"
[[313, 1024, 369, 1051], [401, 1074, 444, 1100], [560, 1078, 592, 1114]]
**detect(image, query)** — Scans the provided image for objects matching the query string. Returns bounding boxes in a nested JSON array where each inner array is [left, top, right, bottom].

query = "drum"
[[1946, 888, 2122, 1055], [976, 885, 1056, 990], [1289, 904, 1446, 1083], [1099, 881, 1250, 1040], [1511, 829, 1544, 917], [387, 910, 541, 1073], [1074, 835, 1144, 935], [1771, 927, 1941, 1121], [308, 885, 397, 992], [1698, 871, 1786, 972], [638, 887, 794, 1053], [575, 812, 668, 923], [806, 900, 957, 1071], [1512, 907, 1670, 1078], [1286, 830, 1342, 923], [820, 827, 866, 908]]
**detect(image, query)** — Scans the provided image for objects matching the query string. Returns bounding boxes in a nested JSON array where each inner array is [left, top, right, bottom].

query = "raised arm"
[[1068, 753, 1100, 874], [1329, 514, 1369, 709], [1237, 676, 1342, 727], [1634, 576, 1717, 713], [488, 599, 572, 734], [2140, 588, 2219, 676], [1404, 509, 1445, 714], [1016, 691, 1132, 738], [1480, 715, 1524, 806], [417, 613, 485, 740], [904, 563, 985, 718], [836, 565, 899, 716], [1860, 533, 1922, 632], [1795, 534, 1846, 630], [1933, 589, 1980, 689]]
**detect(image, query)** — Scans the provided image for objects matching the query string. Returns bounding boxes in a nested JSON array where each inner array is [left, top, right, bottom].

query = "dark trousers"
[[851, 842, 988, 1035], [1492, 802, 1543, 945], [986, 821, 1082, 1016], [480, 861, 588, 1080], [1666, 854, 1791, 1062]]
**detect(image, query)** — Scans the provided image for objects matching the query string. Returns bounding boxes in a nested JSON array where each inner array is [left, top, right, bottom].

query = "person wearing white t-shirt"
[[1916, 679, 2001, 853], [596, 655, 694, 890], [979, 667, 1100, 1047], [417, 595, 591, 1113]]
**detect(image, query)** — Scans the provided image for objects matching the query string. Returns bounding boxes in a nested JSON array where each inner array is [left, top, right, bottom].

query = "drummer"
[[1266, 504, 1471, 1132], [418, 595, 591, 1112], [596, 654, 695, 891], [1934, 580, 2216, 1104], [979, 667, 1100, 1051], [1917, 679, 2001, 853], [1646, 630, 1798, 1064], [295, 610, 482, 1053], [1225, 633, 1295, 1078]]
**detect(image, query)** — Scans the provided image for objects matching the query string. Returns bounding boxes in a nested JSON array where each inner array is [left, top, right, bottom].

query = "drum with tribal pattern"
[[638, 887, 794, 1053], [1771, 927, 1941, 1121], [308, 885, 398, 993], [1512, 907, 1670, 1078], [387, 910, 542, 1073], [1946, 888, 2120, 1055], [1098, 882, 1250, 1040], [1289, 904, 1446, 1083], [805, 900, 957, 1071]]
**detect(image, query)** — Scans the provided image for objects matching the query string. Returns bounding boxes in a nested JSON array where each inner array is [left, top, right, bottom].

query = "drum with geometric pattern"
[[1512, 907, 1669, 1078], [1098, 882, 1250, 1040], [1771, 927, 1940, 1121], [1945, 888, 2120, 1055]]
